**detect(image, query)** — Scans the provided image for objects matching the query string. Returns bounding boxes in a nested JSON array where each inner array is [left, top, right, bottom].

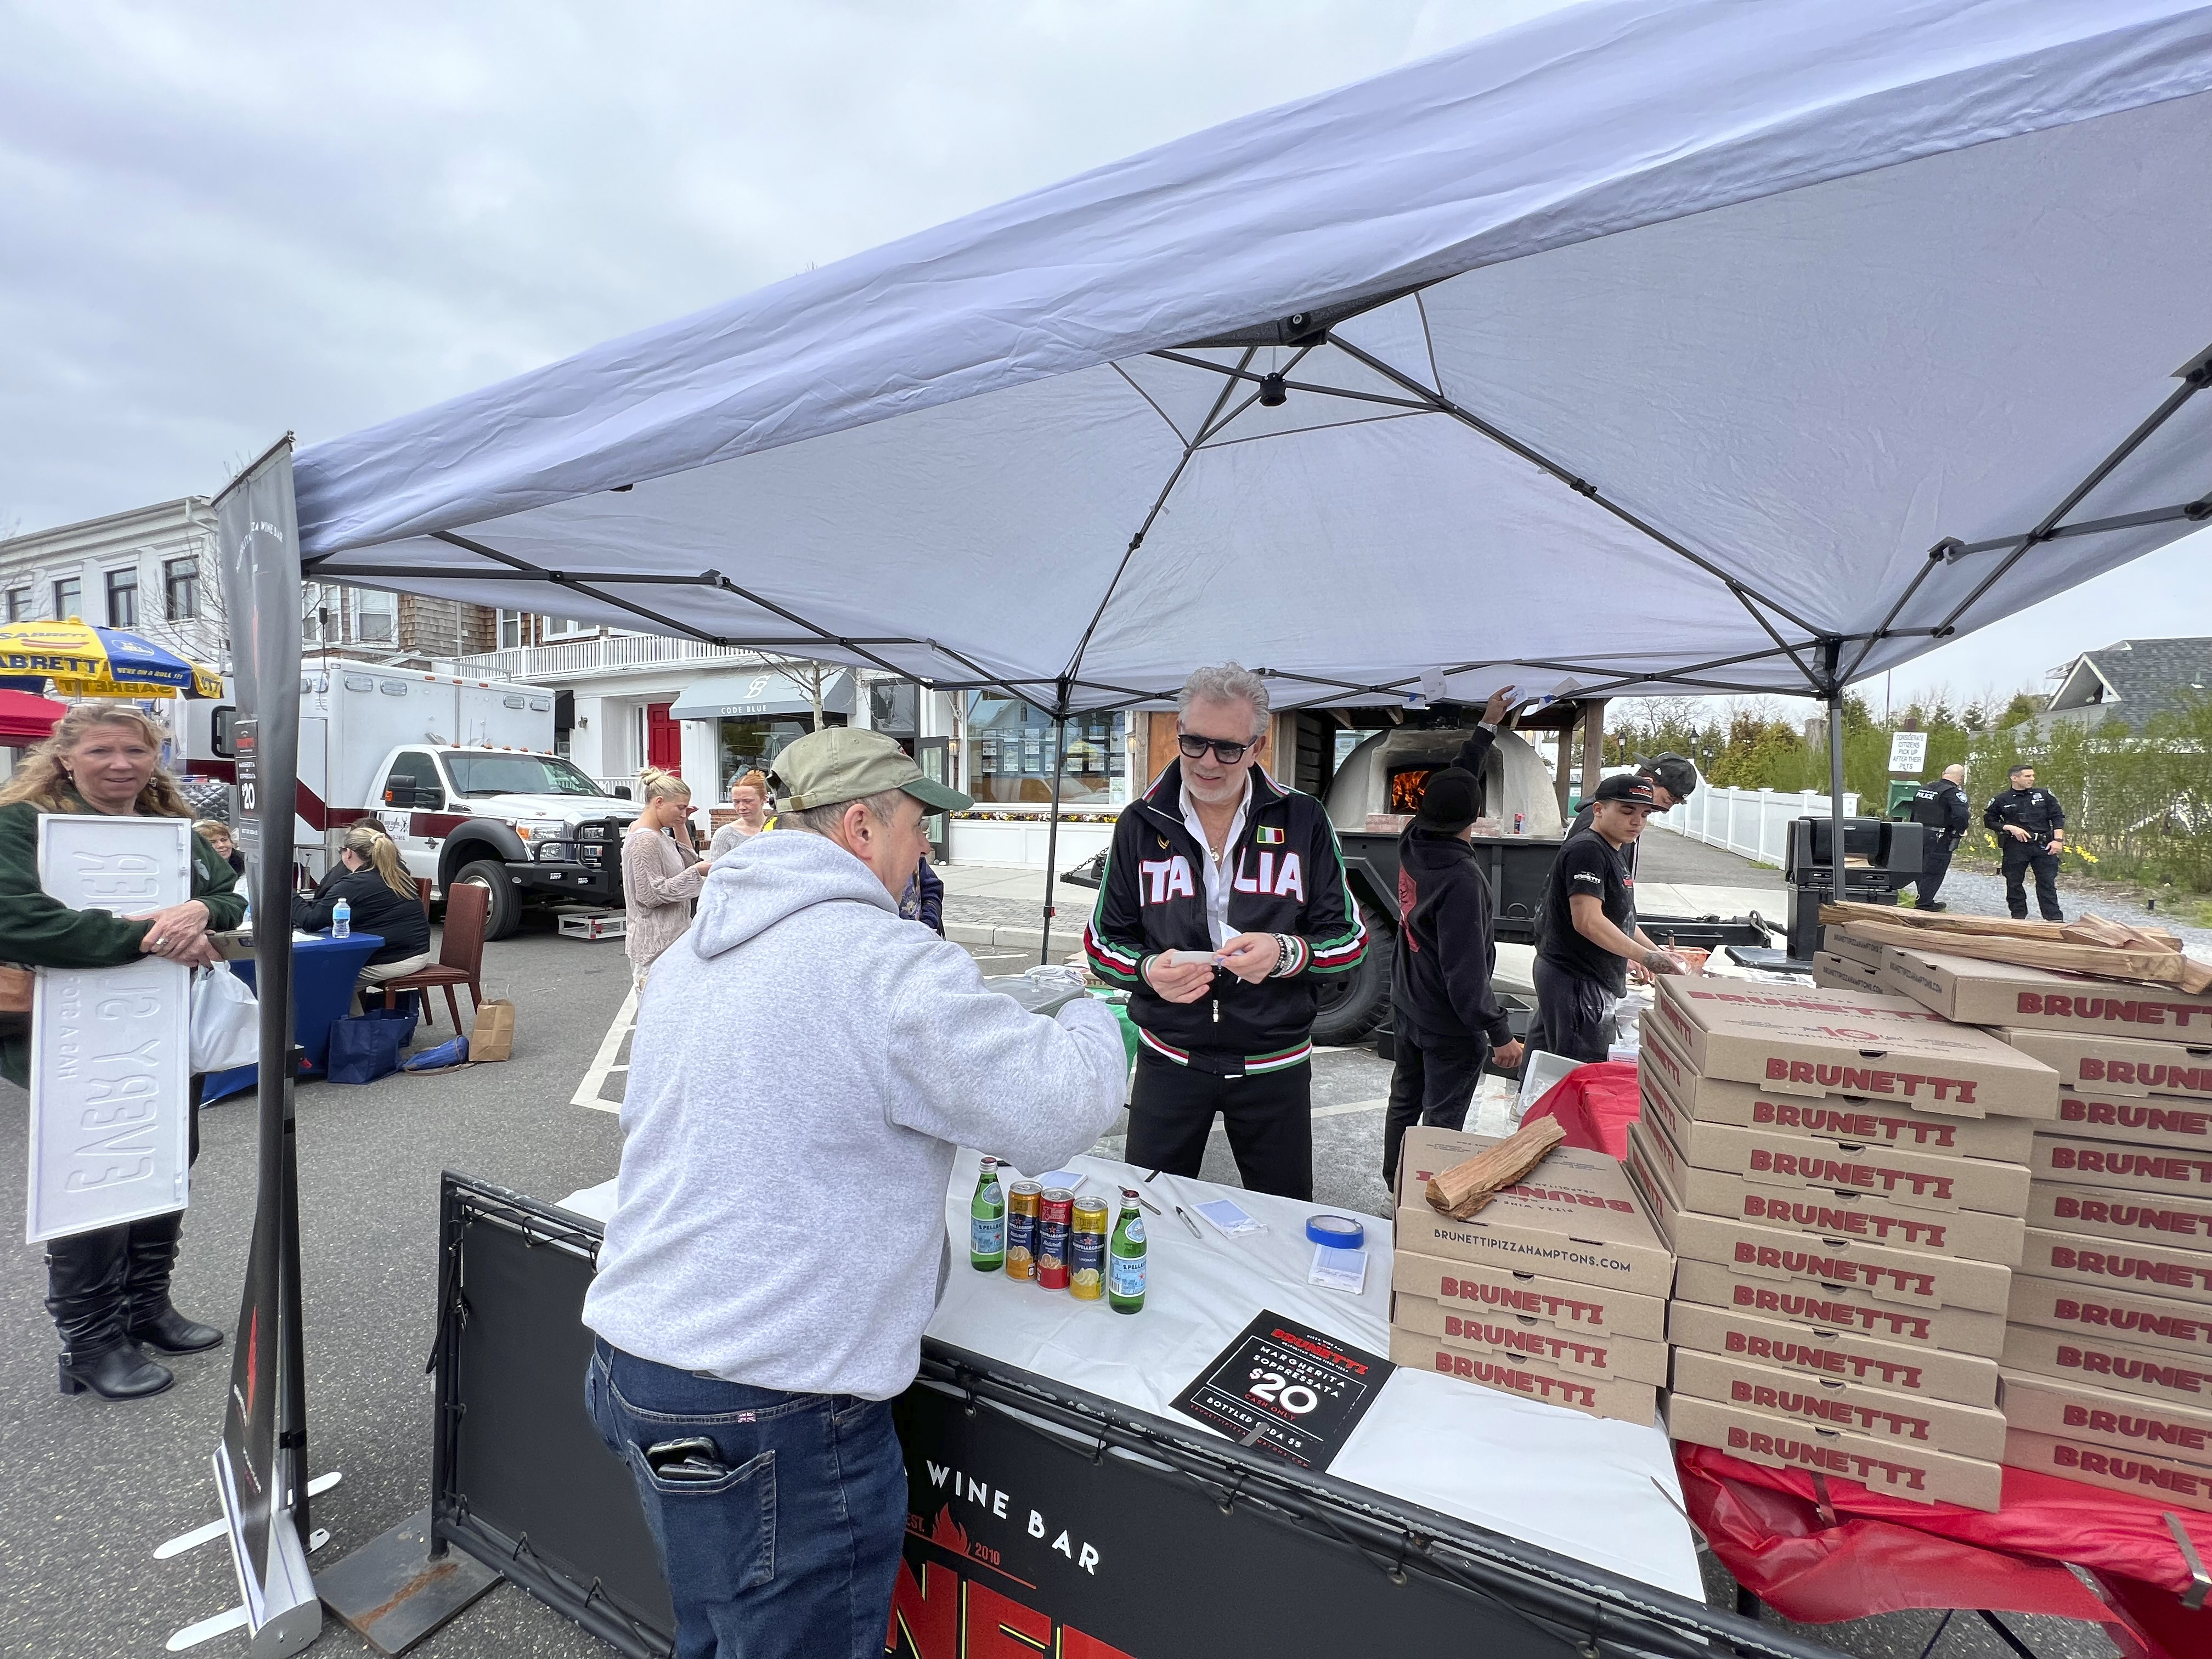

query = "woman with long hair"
[[623, 766, 709, 986], [708, 768, 772, 859], [292, 823, 434, 995], [0, 703, 246, 1401]]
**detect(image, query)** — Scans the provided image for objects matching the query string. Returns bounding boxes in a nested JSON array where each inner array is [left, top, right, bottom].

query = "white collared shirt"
[[1178, 772, 1252, 950]]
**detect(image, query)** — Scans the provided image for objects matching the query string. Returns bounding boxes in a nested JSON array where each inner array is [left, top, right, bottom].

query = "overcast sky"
[[4, 0, 2207, 704]]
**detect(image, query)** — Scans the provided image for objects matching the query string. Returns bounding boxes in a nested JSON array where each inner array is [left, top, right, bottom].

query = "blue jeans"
[[585, 1339, 907, 1659]]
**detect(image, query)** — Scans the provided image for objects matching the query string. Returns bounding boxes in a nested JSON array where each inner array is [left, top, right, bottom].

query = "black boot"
[[125, 1210, 223, 1354], [47, 1227, 173, 1400]]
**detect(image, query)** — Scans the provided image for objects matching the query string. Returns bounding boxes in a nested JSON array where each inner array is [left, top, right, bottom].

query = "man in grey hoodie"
[[584, 728, 1127, 1659]]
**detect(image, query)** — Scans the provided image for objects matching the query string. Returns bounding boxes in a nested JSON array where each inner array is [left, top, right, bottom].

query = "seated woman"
[[293, 824, 433, 1003]]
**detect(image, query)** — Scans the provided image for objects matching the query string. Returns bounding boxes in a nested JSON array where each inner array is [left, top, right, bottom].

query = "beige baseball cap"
[[771, 727, 973, 813]]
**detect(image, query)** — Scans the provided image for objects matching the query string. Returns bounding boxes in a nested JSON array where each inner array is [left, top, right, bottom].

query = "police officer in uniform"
[[1906, 763, 1971, 911], [1983, 764, 2066, 922]]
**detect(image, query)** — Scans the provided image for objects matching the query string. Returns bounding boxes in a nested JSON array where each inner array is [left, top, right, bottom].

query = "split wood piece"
[[2062, 912, 2180, 955], [1819, 901, 2180, 950], [1840, 919, 2212, 995], [1425, 1115, 1565, 1219]]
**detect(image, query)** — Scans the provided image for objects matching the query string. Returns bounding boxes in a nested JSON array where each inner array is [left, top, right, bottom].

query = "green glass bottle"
[[1108, 1189, 1147, 1314], [969, 1158, 1006, 1272]]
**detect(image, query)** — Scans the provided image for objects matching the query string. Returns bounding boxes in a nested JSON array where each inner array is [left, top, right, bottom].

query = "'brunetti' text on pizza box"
[[1670, 1346, 2006, 1460], [1666, 1393, 2001, 1510], [2005, 1028, 2212, 1102], [1669, 1210, 2013, 1313], [1647, 977, 2057, 1119], [1672, 1259, 2005, 1357], [1671, 1116, 2031, 1217], [1386, 1328, 1657, 1425], [1390, 1248, 1667, 1342], [1639, 1031, 2035, 1161], [2041, 1089, 2212, 1154], [2009, 1273, 2212, 1359], [1879, 945, 2212, 1040], [2018, 1227, 2212, 1309], [2000, 1368, 2212, 1460], [2002, 1427, 2212, 1513], [2027, 1183, 2212, 1251], [1391, 1290, 1669, 1385], [1393, 1126, 1673, 1298], [1667, 1298, 1999, 1407], [2002, 1321, 2212, 1409], [2029, 1135, 2212, 1200], [1679, 1166, 2026, 1267]]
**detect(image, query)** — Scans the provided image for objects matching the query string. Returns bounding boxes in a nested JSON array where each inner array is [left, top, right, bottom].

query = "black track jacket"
[[1391, 823, 1514, 1049], [1085, 761, 1366, 1071]]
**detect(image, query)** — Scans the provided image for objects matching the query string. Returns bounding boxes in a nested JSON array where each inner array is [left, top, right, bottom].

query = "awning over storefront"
[[667, 667, 854, 722]]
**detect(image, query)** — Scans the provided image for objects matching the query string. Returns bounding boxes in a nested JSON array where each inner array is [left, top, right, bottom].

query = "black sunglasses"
[[1178, 731, 1255, 765]]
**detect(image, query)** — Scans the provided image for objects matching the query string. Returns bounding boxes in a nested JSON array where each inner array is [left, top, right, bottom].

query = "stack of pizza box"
[[1872, 943, 2212, 1512], [1622, 973, 2058, 1513], [1390, 1125, 1674, 1425]]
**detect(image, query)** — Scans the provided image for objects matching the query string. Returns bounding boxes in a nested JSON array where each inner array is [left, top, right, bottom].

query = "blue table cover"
[[203, 931, 385, 1103]]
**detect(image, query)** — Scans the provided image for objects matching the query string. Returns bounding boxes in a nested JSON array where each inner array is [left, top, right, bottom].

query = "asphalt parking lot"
[[0, 856, 2124, 1658]]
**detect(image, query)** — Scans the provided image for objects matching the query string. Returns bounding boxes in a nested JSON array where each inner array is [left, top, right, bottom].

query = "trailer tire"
[[1307, 905, 1392, 1046], [450, 857, 522, 942]]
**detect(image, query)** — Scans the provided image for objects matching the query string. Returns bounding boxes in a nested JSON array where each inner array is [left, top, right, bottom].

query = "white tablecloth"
[[562, 1151, 1702, 1599]]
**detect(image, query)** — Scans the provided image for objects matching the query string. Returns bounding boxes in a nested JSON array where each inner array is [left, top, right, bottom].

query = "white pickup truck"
[[177, 664, 641, 939]]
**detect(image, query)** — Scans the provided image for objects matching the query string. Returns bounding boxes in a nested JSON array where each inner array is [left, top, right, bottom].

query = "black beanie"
[[1416, 766, 1482, 831]]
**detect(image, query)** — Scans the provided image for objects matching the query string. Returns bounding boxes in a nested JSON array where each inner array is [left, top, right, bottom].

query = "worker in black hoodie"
[[1381, 766, 1525, 1190]]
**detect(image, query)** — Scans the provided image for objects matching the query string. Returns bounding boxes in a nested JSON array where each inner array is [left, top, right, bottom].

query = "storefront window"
[[966, 696, 1126, 806], [868, 680, 917, 740], [717, 716, 822, 791]]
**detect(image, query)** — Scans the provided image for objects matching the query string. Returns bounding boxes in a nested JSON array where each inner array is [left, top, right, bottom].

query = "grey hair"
[[781, 787, 911, 839], [1177, 663, 1271, 741]]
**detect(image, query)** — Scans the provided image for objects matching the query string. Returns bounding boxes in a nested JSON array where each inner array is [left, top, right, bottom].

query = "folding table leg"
[[1976, 1611, 2039, 1659]]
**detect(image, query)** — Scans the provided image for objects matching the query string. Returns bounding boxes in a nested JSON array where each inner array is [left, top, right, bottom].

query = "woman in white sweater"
[[622, 768, 709, 985]]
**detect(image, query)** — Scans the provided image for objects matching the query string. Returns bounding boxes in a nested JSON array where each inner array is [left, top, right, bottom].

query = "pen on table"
[[1130, 1188, 1162, 1216], [1173, 1205, 1205, 1239]]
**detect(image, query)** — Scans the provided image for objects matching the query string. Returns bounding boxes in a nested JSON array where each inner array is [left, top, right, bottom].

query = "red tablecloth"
[[1521, 1058, 1641, 1155]]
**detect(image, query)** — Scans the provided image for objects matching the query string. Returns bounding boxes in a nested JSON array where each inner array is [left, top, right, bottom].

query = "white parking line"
[[572, 986, 638, 1114]]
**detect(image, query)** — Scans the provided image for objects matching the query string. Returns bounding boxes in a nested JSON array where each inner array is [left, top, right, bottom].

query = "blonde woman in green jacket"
[[0, 704, 246, 1401]]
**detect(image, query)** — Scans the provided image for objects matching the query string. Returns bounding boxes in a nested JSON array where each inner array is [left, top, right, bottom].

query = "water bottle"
[[332, 898, 351, 939]]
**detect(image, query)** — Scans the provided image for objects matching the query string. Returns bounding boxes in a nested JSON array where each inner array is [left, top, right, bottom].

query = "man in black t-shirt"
[[1531, 773, 1687, 1063]]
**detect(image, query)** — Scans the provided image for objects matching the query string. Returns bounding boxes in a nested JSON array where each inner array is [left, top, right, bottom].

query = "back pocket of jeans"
[[628, 1446, 777, 1596]]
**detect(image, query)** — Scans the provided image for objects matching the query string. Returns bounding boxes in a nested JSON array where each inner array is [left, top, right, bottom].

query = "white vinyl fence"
[[1649, 786, 1860, 867]]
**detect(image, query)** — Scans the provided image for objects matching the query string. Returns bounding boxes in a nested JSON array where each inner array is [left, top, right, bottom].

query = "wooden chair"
[[382, 882, 488, 1031], [415, 877, 432, 917]]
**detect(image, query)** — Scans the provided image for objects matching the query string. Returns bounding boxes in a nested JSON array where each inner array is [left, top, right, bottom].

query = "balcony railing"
[[453, 632, 769, 683]]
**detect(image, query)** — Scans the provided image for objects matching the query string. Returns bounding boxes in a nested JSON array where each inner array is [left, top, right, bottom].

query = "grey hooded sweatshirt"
[[584, 828, 1127, 1400]]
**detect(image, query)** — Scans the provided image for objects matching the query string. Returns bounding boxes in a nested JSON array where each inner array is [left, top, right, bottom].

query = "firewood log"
[[1425, 1116, 1566, 1219]]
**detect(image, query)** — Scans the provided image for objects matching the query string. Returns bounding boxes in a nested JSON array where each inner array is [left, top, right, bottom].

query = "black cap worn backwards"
[[1642, 752, 1699, 799], [1415, 766, 1482, 831], [1593, 772, 1661, 807]]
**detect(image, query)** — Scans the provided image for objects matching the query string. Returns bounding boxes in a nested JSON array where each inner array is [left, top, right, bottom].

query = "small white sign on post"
[[26, 813, 194, 1244], [1887, 730, 1929, 775]]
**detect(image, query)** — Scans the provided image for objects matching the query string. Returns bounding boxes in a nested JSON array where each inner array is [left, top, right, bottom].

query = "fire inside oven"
[[1387, 766, 1435, 815]]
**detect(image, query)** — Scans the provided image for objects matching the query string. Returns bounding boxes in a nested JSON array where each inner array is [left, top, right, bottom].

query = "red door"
[[645, 703, 681, 775]]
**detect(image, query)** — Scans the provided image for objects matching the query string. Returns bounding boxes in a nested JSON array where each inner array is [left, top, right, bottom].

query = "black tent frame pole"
[[1039, 680, 1071, 964], [1824, 639, 1847, 927]]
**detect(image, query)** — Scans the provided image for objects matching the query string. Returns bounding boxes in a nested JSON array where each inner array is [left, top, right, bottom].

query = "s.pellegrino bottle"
[[1108, 1190, 1146, 1314], [969, 1158, 1006, 1272]]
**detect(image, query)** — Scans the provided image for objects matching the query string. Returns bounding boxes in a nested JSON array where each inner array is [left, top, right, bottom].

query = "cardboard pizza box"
[[2002, 1321, 2212, 1409], [1673, 1259, 2006, 1357], [2018, 1227, 2212, 1309], [1671, 1346, 2006, 1460], [2000, 1368, 2212, 1459], [1641, 1028, 2034, 1160], [1666, 1393, 2001, 1510], [2005, 1028, 2212, 1102], [2044, 1090, 2212, 1154], [1669, 1210, 2013, 1314], [2009, 1273, 2212, 1361], [1627, 1115, 1689, 1217], [1391, 1290, 1669, 1385], [2002, 1428, 2212, 1513], [1814, 953, 1890, 997], [1880, 945, 2212, 1040], [2029, 1135, 2212, 1200], [1390, 1247, 1668, 1342], [1820, 927, 1888, 974], [1387, 1328, 1658, 1425], [2027, 1182, 2212, 1251], [1648, 977, 2057, 1120], [1393, 1126, 1674, 1298], [1668, 1297, 1999, 1407], [1680, 1166, 2026, 1267], [1672, 1118, 2030, 1217]]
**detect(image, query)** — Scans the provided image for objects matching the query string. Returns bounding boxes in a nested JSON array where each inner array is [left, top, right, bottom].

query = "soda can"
[[1069, 1196, 1110, 1300], [1036, 1188, 1074, 1290], [1006, 1181, 1042, 1281]]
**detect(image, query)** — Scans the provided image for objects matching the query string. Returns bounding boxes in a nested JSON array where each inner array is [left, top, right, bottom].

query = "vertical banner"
[[211, 437, 321, 1656]]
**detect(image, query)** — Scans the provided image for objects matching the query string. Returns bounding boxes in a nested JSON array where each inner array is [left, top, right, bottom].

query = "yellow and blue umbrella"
[[0, 619, 222, 699]]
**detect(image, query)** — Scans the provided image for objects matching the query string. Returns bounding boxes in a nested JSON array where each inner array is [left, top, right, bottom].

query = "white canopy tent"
[[285, 0, 2212, 926]]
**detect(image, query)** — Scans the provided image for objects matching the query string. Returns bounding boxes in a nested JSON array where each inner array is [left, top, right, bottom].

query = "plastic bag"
[[327, 1006, 415, 1085], [189, 964, 261, 1073], [981, 964, 1086, 1017], [403, 1034, 470, 1073]]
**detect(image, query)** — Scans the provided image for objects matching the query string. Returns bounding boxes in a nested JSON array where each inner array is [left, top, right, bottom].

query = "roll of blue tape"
[[1305, 1214, 1364, 1249]]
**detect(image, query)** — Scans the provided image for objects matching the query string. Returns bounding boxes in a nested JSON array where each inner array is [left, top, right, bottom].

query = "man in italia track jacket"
[[1085, 732, 1365, 1199]]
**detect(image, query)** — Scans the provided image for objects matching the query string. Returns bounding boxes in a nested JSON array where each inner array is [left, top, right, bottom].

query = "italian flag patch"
[[1255, 825, 1285, 844]]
